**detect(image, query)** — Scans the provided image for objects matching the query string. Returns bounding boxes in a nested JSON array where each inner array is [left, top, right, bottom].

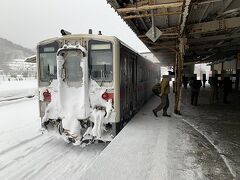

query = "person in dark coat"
[[209, 74, 219, 104], [182, 75, 188, 89], [189, 78, 202, 106], [202, 74, 206, 88], [223, 77, 232, 104]]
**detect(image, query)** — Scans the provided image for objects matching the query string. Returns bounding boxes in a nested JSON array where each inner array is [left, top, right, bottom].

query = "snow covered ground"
[[0, 81, 106, 180], [0, 80, 37, 102]]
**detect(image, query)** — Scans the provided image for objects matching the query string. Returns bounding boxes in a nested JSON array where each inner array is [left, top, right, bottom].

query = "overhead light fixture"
[[145, 10, 162, 42]]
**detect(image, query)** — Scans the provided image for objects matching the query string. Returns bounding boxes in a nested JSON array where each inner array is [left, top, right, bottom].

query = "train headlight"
[[43, 89, 51, 102], [101, 91, 114, 103]]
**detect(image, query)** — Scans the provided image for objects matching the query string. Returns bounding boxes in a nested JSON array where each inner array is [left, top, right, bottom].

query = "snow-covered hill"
[[0, 37, 35, 71]]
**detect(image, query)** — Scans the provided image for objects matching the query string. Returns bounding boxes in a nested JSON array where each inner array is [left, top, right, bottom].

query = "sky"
[[0, 0, 149, 52]]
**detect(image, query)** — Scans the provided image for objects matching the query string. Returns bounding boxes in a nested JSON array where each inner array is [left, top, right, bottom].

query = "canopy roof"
[[107, 0, 240, 65]]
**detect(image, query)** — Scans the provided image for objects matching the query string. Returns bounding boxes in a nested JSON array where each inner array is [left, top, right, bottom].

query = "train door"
[[129, 54, 137, 114], [127, 56, 132, 115], [119, 47, 137, 124], [125, 55, 130, 118], [134, 56, 137, 112], [120, 50, 131, 124], [119, 47, 128, 124], [38, 41, 59, 119]]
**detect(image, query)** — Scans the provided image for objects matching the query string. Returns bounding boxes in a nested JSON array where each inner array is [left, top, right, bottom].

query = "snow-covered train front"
[[37, 33, 160, 146]]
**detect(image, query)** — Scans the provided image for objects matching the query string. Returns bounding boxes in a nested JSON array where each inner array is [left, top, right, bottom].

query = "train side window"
[[39, 44, 59, 82], [89, 41, 113, 84], [39, 53, 57, 81]]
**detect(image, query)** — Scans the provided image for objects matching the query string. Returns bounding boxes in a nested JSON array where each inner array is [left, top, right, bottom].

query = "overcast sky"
[[0, 0, 149, 52]]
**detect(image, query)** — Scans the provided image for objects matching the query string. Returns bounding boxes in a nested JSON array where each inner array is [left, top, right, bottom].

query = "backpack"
[[152, 83, 161, 96]]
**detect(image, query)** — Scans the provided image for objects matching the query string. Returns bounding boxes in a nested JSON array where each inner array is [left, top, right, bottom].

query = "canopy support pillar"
[[174, 37, 186, 115]]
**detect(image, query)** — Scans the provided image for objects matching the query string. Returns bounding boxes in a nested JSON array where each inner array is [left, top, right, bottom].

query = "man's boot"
[[163, 113, 171, 117], [152, 110, 158, 117]]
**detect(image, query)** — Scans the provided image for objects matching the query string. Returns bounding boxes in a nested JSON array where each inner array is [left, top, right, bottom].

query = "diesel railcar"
[[37, 33, 160, 146]]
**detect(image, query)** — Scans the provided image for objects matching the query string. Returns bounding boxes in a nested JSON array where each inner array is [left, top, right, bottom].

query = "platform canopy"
[[107, 0, 240, 66]]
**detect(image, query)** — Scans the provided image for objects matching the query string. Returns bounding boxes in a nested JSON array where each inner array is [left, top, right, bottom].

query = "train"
[[37, 31, 160, 146]]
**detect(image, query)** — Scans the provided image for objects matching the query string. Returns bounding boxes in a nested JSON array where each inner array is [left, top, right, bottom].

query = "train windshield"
[[64, 50, 83, 83], [38, 42, 58, 82], [89, 41, 113, 83]]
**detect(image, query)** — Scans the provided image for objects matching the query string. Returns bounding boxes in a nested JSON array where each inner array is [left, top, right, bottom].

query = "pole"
[[174, 38, 185, 115], [151, 10, 156, 39]]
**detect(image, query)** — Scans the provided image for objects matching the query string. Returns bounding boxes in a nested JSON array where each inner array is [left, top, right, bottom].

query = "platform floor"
[[80, 87, 240, 180]]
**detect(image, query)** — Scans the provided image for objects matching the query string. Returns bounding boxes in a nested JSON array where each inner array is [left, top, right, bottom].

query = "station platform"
[[80, 86, 240, 180]]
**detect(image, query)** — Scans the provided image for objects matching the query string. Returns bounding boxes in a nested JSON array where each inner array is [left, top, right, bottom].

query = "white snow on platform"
[[0, 96, 105, 179], [80, 95, 233, 180], [0, 80, 37, 102], [80, 97, 201, 180]]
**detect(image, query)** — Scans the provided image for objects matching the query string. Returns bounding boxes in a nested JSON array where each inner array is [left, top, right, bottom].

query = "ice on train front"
[[40, 44, 116, 146]]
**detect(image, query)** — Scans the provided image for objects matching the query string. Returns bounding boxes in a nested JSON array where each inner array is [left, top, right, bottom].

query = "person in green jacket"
[[152, 76, 171, 117]]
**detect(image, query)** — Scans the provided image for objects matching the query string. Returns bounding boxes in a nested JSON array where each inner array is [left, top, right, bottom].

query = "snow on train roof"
[[38, 33, 137, 51], [37, 33, 155, 63]]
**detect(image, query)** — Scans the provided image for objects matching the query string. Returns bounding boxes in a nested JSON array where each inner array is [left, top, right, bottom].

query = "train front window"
[[38, 42, 58, 82], [64, 51, 83, 83], [89, 41, 113, 83]]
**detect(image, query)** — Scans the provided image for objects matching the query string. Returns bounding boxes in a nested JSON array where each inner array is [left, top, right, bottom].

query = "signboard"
[[145, 26, 162, 42], [44, 47, 55, 52]]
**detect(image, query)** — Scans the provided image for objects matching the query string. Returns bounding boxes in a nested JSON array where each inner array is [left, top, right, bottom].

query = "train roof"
[[38, 33, 138, 52], [35, 33, 156, 63]]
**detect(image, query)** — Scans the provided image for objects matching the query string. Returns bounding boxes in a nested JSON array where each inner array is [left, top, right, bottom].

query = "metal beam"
[[140, 36, 178, 40], [188, 17, 240, 34], [138, 26, 179, 38], [166, 8, 170, 27], [154, 52, 176, 56], [157, 26, 180, 33], [138, 33, 178, 38], [193, 0, 222, 5], [143, 40, 177, 46], [106, 0, 120, 9], [120, 0, 184, 8], [188, 33, 240, 43], [129, 0, 149, 32], [123, 11, 182, 20], [185, 52, 237, 63], [153, 53, 176, 57], [154, 53, 176, 57], [149, 46, 177, 50], [196, 46, 240, 55], [189, 41, 240, 50], [224, 0, 233, 10], [117, 2, 183, 14], [107, 0, 142, 35], [142, 39, 178, 53], [198, 2, 210, 23]]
